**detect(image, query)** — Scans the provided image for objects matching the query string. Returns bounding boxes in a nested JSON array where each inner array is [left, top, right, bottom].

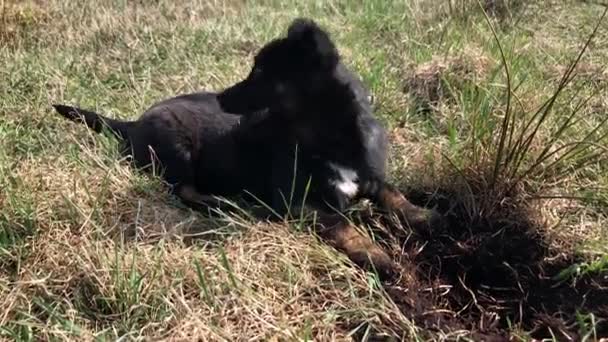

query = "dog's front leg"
[[313, 213, 397, 279], [373, 183, 446, 233], [267, 171, 397, 278]]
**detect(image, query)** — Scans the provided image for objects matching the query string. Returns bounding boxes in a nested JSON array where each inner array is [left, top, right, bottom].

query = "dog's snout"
[[218, 77, 271, 115], [218, 81, 249, 112]]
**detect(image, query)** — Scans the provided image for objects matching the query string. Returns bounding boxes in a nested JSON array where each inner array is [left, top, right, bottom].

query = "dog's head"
[[218, 18, 342, 115], [219, 18, 372, 160]]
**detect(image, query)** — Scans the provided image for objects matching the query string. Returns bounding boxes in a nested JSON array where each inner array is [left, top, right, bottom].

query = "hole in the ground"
[[363, 186, 608, 340]]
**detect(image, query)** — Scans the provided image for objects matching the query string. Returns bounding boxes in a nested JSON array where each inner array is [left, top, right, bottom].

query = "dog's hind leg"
[[176, 184, 242, 217], [314, 213, 397, 279], [177, 185, 221, 209], [141, 143, 225, 213]]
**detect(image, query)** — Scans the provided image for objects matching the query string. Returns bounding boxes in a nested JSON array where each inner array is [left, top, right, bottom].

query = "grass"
[[1, 0, 608, 340]]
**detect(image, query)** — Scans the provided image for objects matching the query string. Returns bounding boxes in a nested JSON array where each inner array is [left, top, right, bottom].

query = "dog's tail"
[[52, 104, 133, 140]]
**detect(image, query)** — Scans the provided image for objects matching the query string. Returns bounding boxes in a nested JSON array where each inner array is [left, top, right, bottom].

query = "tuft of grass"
[[554, 254, 608, 285], [428, 4, 608, 227]]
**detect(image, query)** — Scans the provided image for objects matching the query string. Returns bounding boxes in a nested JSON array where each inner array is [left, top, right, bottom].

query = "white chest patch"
[[327, 162, 359, 198]]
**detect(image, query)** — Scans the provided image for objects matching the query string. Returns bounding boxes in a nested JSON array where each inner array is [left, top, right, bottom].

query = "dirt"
[[357, 186, 608, 341], [401, 48, 493, 113]]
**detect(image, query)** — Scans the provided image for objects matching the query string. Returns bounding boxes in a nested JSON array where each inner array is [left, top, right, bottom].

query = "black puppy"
[[52, 18, 438, 278], [218, 19, 441, 231]]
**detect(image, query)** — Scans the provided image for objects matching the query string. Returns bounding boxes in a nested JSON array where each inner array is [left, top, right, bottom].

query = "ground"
[[1, 0, 608, 341]]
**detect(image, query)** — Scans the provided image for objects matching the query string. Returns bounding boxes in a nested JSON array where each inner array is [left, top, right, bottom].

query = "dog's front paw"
[[376, 185, 448, 233], [399, 206, 447, 234], [348, 244, 399, 280], [318, 220, 398, 280]]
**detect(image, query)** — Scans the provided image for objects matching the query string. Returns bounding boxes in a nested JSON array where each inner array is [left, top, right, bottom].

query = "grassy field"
[[1, 0, 608, 340]]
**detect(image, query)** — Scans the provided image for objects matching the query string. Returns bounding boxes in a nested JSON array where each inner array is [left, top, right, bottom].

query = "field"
[[1, 0, 608, 340]]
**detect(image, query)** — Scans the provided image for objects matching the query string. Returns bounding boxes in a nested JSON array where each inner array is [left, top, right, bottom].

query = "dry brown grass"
[[408, 0, 527, 27], [0, 1, 50, 46], [1, 140, 413, 340]]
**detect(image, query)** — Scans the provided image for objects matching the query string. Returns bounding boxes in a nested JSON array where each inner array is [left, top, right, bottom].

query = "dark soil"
[[358, 186, 608, 341]]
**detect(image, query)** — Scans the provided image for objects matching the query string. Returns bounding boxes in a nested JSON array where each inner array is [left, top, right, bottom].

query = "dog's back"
[[53, 92, 266, 196], [128, 92, 238, 162]]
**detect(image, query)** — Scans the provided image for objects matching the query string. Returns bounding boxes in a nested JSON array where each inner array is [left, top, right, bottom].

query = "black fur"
[[54, 93, 274, 207], [217, 18, 389, 214], [52, 18, 384, 217]]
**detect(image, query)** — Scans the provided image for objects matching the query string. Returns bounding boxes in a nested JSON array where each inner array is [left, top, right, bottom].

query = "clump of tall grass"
[[445, 5, 608, 222]]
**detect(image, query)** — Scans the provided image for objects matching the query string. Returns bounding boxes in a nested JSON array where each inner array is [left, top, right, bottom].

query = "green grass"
[[1, 0, 607, 340]]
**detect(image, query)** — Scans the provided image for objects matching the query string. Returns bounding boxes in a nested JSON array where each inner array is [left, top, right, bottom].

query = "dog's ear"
[[287, 18, 339, 70]]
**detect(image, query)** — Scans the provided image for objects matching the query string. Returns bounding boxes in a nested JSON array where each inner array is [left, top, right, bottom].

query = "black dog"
[[216, 19, 386, 215], [52, 18, 440, 278], [217, 19, 442, 232]]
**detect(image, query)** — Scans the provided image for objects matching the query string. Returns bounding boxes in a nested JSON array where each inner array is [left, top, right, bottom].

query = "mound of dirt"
[[402, 48, 493, 112]]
